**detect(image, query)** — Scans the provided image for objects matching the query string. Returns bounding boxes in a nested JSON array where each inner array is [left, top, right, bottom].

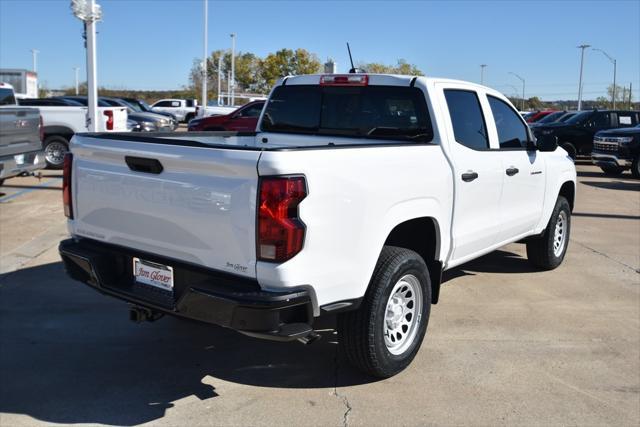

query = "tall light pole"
[[201, 0, 208, 116], [480, 64, 487, 85], [505, 84, 519, 100], [30, 49, 39, 72], [509, 72, 525, 111], [230, 33, 236, 106], [593, 48, 616, 109], [217, 56, 222, 106], [576, 44, 591, 111], [71, 0, 102, 132], [73, 67, 80, 95]]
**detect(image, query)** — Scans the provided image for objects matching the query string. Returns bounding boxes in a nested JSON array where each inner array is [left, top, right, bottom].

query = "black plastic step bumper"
[[59, 238, 314, 341]]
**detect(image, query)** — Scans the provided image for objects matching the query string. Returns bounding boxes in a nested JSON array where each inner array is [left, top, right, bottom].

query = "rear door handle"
[[461, 171, 479, 182], [506, 167, 519, 176]]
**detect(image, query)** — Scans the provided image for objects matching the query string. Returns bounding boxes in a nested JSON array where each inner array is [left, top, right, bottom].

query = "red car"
[[526, 110, 557, 123], [187, 101, 265, 132]]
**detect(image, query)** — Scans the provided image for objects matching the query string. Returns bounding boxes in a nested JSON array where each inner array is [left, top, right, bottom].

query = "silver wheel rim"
[[45, 141, 67, 166], [553, 211, 568, 257], [383, 274, 423, 355]]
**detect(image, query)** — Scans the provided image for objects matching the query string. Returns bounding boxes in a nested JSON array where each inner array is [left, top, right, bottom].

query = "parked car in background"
[[151, 98, 198, 123], [188, 100, 265, 131], [591, 124, 640, 178], [0, 82, 44, 185], [195, 104, 238, 118], [533, 109, 640, 159], [100, 97, 175, 132], [20, 96, 128, 168], [529, 110, 568, 128], [526, 110, 557, 123], [120, 97, 179, 128], [61, 73, 576, 378]]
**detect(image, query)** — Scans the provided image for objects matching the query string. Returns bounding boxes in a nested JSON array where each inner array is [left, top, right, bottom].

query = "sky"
[[0, 0, 638, 101]]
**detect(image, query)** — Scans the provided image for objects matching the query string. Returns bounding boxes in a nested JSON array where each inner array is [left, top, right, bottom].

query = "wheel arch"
[[559, 180, 575, 212], [382, 216, 443, 304], [43, 126, 74, 141]]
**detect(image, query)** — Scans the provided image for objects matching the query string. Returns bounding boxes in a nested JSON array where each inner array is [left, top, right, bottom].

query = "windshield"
[[261, 85, 433, 142], [0, 88, 16, 105], [565, 111, 592, 125], [558, 112, 576, 122], [138, 100, 152, 111], [537, 111, 565, 124]]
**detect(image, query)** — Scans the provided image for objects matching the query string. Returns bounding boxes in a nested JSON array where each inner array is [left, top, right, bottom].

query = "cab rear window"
[[261, 85, 433, 142], [0, 88, 16, 106]]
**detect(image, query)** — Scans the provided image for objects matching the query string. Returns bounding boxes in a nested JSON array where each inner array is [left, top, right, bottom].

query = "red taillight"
[[63, 153, 73, 219], [104, 110, 114, 130], [258, 176, 307, 262], [320, 74, 368, 86], [39, 115, 44, 142]]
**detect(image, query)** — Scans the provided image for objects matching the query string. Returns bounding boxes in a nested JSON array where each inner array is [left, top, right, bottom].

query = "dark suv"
[[591, 124, 640, 178], [533, 110, 639, 159]]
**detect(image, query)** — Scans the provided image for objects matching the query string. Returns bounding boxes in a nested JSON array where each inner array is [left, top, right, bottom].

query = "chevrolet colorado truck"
[[59, 74, 576, 377], [592, 124, 640, 178], [0, 82, 45, 185]]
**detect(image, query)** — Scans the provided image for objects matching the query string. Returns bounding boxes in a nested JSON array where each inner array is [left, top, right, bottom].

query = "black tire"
[[184, 113, 195, 123], [204, 126, 225, 132], [600, 165, 625, 176], [337, 246, 431, 378], [43, 136, 69, 169], [560, 142, 577, 160], [526, 196, 571, 270], [631, 156, 640, 179], [0, 179, 4, 186]]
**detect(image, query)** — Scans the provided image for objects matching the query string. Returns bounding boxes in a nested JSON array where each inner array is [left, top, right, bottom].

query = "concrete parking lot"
[[0, 162, 638, 426]]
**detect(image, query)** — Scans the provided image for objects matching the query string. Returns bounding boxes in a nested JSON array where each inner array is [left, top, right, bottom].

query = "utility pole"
[[509, 72, 525, 111], [480, 64, 487, 85], [73, 67, 80, 95], [30, 49, 39, 72], [593, 48, 616, 108], [227, 70, 231, 105], [217, 56, 222, 106], [201, 0, 208, 116], [629, 82, 633, 110], [71, 0, 102, 132], [230, 33, 236, 106], [576, 44, 591, 111]]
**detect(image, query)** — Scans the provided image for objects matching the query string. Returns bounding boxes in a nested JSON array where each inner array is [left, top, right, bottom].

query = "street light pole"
[[73, 67, 80, 95], [576, 44, 591, 111], [509, 72, 525, 111], [593, 48, 616, 109], [30, 49, 39, 72], [201, 0, 208, 116], [480, 64, 487, 85], [217, 56, 222, 106], [71, 0, 102, 132], [230, 33, 236, 106]]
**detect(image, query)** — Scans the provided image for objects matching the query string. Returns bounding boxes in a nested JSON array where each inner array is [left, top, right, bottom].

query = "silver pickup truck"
[[0, 82, 45, 184]]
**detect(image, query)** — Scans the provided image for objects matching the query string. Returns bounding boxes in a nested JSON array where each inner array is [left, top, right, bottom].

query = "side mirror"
[[535, 134, 558, 152]]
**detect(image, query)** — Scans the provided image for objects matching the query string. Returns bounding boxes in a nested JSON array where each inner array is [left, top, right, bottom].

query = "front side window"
[[240, 103, 264, 118], [487, 96, 529, 149], [155, 101, 172, 107], [444, 89, 488, 150], [261, 85, 433, 142]]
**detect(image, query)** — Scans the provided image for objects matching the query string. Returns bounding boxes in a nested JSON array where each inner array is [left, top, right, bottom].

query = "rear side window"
[[261, 85, 433, 142], [0, 88, 16, 105], [487, 96, 529, 149], [616, 112, 636, 127], [444, 89, 488, 150]]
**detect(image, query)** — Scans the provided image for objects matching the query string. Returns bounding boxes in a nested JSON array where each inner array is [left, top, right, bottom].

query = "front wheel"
[[631, 156, 640, 179], [337, 246, 431, 378], [43, 136, 69, 169], [600, 165, 625, 176], [560, 142, 577, 160], [526, 196, 571, 270]]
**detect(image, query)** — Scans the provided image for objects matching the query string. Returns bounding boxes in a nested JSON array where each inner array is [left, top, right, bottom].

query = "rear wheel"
[[560, 142, 577, 160], [337, 246, 431, 378], [43, 136, 69, 169], [600, 165, 625, 176], [526, 196, 571, 270], [632, 156, 640, 179], [184, 113, 195, 123]]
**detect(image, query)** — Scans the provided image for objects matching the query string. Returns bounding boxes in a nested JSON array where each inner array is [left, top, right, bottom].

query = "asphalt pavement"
[[0, 162, 638, 426]]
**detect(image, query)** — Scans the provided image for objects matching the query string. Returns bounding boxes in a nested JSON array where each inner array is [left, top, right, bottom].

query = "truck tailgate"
[[70, 134, 261, 278]]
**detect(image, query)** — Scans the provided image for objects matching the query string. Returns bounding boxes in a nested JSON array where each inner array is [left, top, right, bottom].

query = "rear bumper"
[[591, 153, 632, 168], [0, 150, 46, 179], [59, 238, 314, 341]]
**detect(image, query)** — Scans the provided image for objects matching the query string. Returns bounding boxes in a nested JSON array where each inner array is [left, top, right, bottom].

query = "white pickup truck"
[[150, 98, 198, 123], [59, 74, 576, 377]]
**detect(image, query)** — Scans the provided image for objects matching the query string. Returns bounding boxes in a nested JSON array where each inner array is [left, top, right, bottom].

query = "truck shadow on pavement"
[[580, 180, 640, 192], [0, 261, 373, 426], [443, 249, 539, 281]]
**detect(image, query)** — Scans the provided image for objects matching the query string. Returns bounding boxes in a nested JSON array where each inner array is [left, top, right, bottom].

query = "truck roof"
[[278, 73, 489, 89]]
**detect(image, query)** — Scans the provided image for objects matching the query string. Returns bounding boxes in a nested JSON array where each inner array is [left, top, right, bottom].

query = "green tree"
[[358, 59, 423, 75], [259, 48, 321, 92]]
